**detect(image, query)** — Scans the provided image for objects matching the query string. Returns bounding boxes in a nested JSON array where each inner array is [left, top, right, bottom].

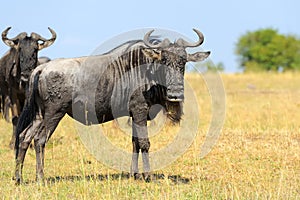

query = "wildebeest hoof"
[[133, 173, 143, 180], [133, 172, 151, 182], [36, 178, 45, 186], [15, 177, 21, 186], [13, 174, 22, 185], [143, 173, 151, 182]]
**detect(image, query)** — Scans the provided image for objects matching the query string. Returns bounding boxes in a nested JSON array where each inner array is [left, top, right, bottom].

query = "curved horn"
[[31, 27, 57, 50], [2, 27, 27, 48], [144, 29, 171, 48], [176, 28, 204, 48]]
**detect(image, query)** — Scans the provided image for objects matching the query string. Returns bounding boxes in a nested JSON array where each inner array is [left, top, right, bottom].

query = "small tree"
[[235, 28, 300, 72]]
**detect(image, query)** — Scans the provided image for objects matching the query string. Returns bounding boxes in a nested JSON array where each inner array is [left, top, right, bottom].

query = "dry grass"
[[0, 73, 299, 199]]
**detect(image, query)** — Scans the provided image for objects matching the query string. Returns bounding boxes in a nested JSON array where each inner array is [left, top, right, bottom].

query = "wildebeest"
[[0, 56, 51, 147], [15, 29, 210, 184], [37, 56, 52, 66], [0, 27, 56, 148], [0, 56, 51, 119]]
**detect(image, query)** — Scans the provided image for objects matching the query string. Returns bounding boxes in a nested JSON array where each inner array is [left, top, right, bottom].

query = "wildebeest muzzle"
[[166, 68, 184, 102]]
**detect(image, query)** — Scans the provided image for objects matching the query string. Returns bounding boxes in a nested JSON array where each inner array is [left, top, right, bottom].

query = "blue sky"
[[0, 0, 299, 72]]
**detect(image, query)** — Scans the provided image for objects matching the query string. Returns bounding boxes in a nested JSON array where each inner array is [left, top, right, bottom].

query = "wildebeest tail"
[[15, 71, 40, 158]]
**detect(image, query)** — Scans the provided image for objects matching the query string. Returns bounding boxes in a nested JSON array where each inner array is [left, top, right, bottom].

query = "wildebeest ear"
[[142, 49, 162, 60], [3, 40, 16, 48], [187, 51, 210, 62]]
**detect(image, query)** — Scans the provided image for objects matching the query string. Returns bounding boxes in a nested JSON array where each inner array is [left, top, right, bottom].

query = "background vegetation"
[[0, 73, 299, 199], [235, 28, 300, 72]]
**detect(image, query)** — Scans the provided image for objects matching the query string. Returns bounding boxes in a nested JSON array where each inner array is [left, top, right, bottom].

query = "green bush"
[[236, 28, 300, 72]]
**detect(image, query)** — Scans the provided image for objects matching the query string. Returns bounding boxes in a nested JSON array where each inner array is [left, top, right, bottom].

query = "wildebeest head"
[[143, 29, 210, 102], [1, 27, 56, 85]]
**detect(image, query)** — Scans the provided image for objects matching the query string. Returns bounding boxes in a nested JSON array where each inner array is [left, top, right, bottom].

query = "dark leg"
[[33, 112, 65, 183], [3, 93, 11, 121], [9, 116, 18, 149], [15, 118, 42, 184], [9, 99, 20, 149], [131, 114, 151, 181], [34, 139, 45, 182], [138, 127, 151, 182], [131, 135, 140, 179], [141, 141, 150, 181], [15, 143, 29, 185]]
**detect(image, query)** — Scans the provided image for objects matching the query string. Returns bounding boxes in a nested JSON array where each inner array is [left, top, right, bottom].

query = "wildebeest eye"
[[178, 66, 185, 73], [178, 58, 187, 66]]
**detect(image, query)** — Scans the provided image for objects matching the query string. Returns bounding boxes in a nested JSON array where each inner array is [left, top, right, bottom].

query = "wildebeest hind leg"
[[34, 112, 65, 183], [15, 117, 42, 184], [34, 125, 47, 183]]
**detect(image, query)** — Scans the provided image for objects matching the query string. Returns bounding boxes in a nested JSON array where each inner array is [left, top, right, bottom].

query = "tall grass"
[[0, 73, 299, 199]]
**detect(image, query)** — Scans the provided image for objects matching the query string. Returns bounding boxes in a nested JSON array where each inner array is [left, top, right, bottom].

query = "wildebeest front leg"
[[9, 101, 20, 149], [131, 115, 150, 181], [10, 116, 18, 149], [131, 133, 139, 179]]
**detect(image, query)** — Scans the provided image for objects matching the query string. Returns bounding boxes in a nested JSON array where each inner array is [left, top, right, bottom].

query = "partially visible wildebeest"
[[15, 29, 210, 184], [0, 56, 51, 128], [37, 56, 51, 65], [0, 27, 56, 148]]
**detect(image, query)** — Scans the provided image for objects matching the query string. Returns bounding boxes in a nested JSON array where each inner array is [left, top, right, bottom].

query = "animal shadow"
[[46, 172, 191, 184]]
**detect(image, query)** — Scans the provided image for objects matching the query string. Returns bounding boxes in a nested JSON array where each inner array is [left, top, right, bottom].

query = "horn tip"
[[4, 27, 12, 32], [48, 27, 56, 36], [192, 28, 201, 33], [146, 29, 155, 35], [144, 29, 155, 40]]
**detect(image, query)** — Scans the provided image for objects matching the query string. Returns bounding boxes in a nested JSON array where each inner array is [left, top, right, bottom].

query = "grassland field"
[[0, 73, 299, 199]]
